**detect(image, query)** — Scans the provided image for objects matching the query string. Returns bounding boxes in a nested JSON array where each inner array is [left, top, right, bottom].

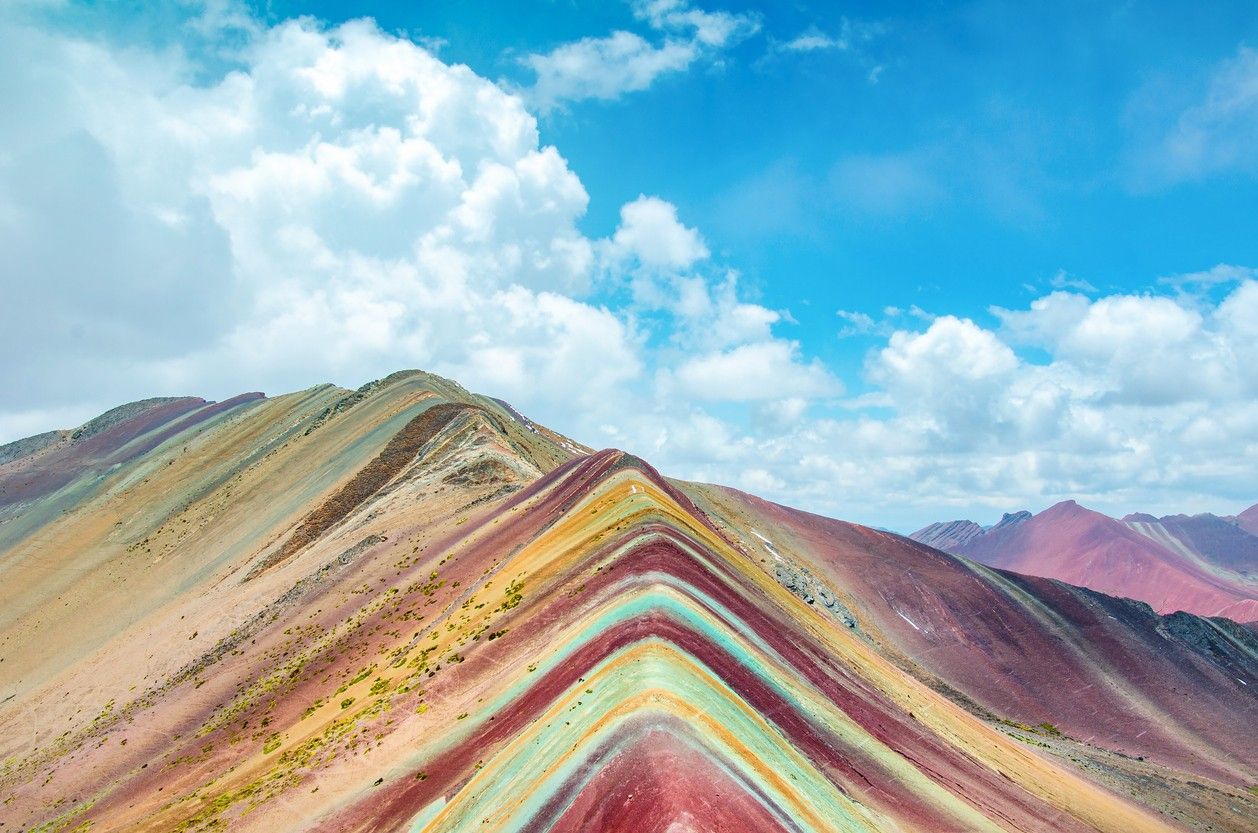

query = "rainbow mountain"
[[0, 371, 1255, 832]]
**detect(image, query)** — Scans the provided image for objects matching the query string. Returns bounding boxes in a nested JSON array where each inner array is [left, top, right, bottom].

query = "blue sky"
[[280, 1, 1258, 313], [2, 0, 1256, 529]]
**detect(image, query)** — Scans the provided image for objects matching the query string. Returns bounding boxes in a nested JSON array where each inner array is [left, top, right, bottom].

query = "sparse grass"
[[999, 718, 1068, 742]]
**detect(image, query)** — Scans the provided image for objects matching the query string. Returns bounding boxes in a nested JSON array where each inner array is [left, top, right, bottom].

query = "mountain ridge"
[[912, 499, 1258, 622], [1, 370, 1254, 832]]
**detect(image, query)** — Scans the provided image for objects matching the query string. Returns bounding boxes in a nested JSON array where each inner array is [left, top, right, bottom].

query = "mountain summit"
[[1, 371, 1255, 832], [912, 500, 1258, 621]]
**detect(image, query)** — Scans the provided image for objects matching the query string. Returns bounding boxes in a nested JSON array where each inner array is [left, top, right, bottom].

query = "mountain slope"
[[1, 372, 1255, 833], [1123, 512, 1258, 577], [903, 518, 985, 551], [913, 511, 1031, 552], [913, 500, 1258, 621], [1237, 503, 1258, 537]]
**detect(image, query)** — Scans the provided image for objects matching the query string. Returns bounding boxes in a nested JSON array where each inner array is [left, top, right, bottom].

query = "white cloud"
[[631, 0, 760, 47], [437, 288, 643, 414], [753, 396, 808, 427], [521, 32, 697, 113], [1048, 269, 1098, 293], [671, 341, 841, 401], [608, 279, 1258, 528], [1158, 263, 1258, 289], [0, 6, 830, 453], [776, 17, 886, 84], [1217, 279, 1258, 392], [995, 291, 1238, 405], [0, 12, 633, 425], [875, 316, 1018, 389], [601, 204, 784, 358], [782, 30, 837, 53], [870, 316, 1020, 442], [520, 0, 758, 111], [671, 275, 781, 350], [780, 18, 885, 54], [836, 310, 879, 337], [835, 305, 930, 339], [738, 467, 785, 493], [607, 195, 709, 270]]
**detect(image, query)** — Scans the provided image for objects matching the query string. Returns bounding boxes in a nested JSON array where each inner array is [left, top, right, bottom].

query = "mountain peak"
[[912, 496, 1258, 620], [991, 509, 1032, 530], [1237, 502, 1258, 536], [909, 518, 984, 551], [1044, 497, 1082, 511], [1, 375, 1254, 832], [1037, 498, 1103, 522]]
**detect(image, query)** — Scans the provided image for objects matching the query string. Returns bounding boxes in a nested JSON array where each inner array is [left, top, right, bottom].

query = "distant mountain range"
[[912, 500, 1258, 621]]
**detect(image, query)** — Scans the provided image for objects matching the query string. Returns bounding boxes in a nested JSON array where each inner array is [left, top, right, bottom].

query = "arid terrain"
[[1, 371, 1255, 832]]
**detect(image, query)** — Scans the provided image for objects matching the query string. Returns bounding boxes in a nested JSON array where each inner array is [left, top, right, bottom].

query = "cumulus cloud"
[[605, 278, 1258, 528], [850, 283, 1257, 518], [671, 341, 841, 402], [3, 3, 1256, 532], [0, 4, 827, 447], [874, 316, 1018, 393], [868, 316, 1020, 445], [598, 203, 793, 360], [0, 16, 237, 406], [436, 288, 643, 414], [994, 291, 1239, 405], [667, 275, 781, 350], [1218, 280, 1258, 392], [520, 0, 758, 111], [0, 10, 631, 425], [607, 195, 709, 270]]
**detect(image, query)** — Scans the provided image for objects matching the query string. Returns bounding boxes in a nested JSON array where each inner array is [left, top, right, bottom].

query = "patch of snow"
[[894, 608, 922, 632], [749, 527, 782, 559]]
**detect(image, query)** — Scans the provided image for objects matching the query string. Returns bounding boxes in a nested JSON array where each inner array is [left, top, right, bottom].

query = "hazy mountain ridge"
[[912, 500, 1258, 621]]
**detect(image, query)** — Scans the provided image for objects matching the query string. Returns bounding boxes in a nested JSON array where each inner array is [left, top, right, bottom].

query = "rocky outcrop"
[[909, 518, 984, 551], [1235, 502, 1258, 537], [910, 510, 1031, 553]]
